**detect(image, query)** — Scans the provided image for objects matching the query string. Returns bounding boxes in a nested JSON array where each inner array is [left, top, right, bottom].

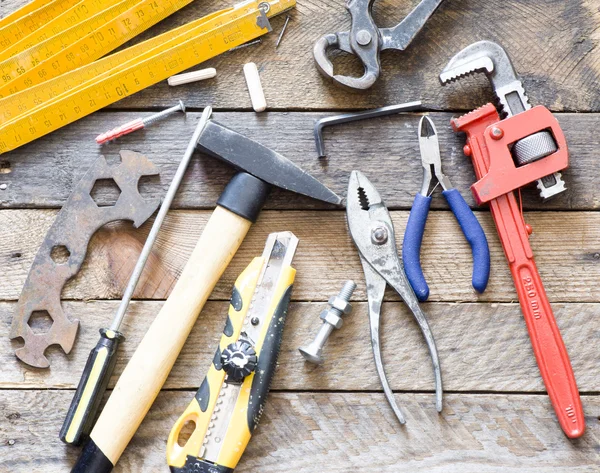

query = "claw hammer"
[[440, 41, 583, 438], [72, 110, 342, 473]]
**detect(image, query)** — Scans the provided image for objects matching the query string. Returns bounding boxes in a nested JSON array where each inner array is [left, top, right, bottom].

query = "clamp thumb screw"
[[299, 281, 356, 364]]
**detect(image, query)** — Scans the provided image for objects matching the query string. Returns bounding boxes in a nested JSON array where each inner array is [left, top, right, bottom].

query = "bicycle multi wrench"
[[440, 41, 583, 438]]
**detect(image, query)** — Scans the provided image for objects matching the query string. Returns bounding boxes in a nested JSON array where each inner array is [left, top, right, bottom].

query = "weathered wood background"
[[1, 0, 600, 471]]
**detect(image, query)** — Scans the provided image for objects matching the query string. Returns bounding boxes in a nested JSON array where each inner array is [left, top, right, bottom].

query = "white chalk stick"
[[167, 68, 216, 86], [243, 62, 266, 112]]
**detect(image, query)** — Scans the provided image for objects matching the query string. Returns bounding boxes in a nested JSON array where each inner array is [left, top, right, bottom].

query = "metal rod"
[[314, 101, 422, 158], [109, 106, 213, 332]]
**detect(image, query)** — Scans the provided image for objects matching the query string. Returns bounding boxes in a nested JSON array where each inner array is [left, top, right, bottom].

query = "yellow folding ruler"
[[0, 0, 294, 154]]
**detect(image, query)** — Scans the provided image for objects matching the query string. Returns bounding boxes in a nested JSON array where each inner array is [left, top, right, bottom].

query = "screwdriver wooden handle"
[[72, 205, 253, 472]]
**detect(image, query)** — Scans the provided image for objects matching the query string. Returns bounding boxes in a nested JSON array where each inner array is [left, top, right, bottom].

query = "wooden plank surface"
[[2, 209, 600, 302], [1, 112, 599, 210], [2, 300, 599, 392], [1, 391, 599, 472], [2, 0, 600, 471]]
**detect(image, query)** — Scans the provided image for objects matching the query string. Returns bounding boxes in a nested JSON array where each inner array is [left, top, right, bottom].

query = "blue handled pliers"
[[402, 116, 491, 302]]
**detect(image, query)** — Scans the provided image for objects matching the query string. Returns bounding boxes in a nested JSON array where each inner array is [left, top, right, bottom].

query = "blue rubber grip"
[[402, 193, 432, 302], [443, 188, 491, 294]]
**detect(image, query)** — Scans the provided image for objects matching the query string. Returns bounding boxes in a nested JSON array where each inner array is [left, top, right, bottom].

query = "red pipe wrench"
[[441, 41, 584, 438]]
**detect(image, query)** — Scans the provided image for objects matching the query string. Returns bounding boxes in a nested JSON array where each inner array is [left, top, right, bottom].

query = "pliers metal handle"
[[402, 117, 490, 301]]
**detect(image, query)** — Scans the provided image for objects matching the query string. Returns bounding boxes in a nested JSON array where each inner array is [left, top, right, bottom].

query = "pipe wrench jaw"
[[452, 104, 568, 205], [441, 40, 567, 200]]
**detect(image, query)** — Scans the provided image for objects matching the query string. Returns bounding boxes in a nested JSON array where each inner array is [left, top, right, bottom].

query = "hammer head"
[[197, 120, 342, 206], [439, 40, 530, 117]]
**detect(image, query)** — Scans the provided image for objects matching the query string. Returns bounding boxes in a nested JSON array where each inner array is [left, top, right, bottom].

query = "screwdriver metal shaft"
[[60, 106, 213, 446]]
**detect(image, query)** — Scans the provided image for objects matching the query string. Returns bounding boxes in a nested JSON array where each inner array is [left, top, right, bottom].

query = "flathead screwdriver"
[[60, 106, 213, 446]]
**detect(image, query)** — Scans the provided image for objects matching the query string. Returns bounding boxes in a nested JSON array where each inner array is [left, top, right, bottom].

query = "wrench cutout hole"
[[28, 310, 53, 335], [177, 420, 196, 447], [50, 245, 70, 264], [137, 173, 160, 201], [90, 178, 122, 207]]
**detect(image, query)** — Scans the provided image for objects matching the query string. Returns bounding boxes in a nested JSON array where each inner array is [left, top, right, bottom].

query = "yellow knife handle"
[[166, 263, 296, 472], [166, 257, 264, 470]]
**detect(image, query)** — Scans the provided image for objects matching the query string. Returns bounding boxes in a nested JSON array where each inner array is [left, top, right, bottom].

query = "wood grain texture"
[[1, 112, 599, 210], [2, 0, 596, 111], [1, 300, 599, 392], [2, 209, 600, 303], [1, 390, 599, 472]]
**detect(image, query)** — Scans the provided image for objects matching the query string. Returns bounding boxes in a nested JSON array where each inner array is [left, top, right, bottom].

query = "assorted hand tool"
[[0, 0, 296, 154], [314, 101, 422, 158], [72, 116, 342, 473], [440, 40, 582, 438], [2, 0, 594, 468], [10, 151, 160, 369], [346, 171, 442, 425], [166, 231, 299, 473], [313, 0, 445, 90], [403, 116, 490, 301], [299, 280, 356, 364], [60, 107, 210, 447]]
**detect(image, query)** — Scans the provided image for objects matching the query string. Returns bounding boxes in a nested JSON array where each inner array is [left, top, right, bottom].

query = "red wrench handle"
[[453, 105, 584, 438]]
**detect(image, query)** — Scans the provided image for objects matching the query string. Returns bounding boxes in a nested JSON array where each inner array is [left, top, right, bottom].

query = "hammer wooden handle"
[[73, 206, 252, 471]]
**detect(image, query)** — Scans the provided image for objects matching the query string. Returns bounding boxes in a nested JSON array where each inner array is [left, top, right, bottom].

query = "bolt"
[[299, 281, 356, 364], [356, 29, 372, 46], [371, 226, 388, 245]]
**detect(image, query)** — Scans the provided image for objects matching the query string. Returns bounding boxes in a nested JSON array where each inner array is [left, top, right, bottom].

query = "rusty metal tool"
[[346, 170, 442, 425], [9, 151, 160, 369], [313, 0, 445, 90], [73, 113, 342, 473], [314, 100, 422, 158], [60, 107, 213, 448], [441, 40, 583, 438]]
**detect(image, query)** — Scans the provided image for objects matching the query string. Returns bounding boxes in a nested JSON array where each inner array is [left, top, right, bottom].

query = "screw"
[[95, 101, 186, 144], [298, 281, 356, 364]]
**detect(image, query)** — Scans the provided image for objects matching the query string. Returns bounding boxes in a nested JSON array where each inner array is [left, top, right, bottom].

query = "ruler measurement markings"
[[0, 0, 193, 96], [0, 0, 125, 61], [0, 7, 239, 122], [0, 0, 81, 48], [0, 0, 139, 85], [0, 9, 266, 152]]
